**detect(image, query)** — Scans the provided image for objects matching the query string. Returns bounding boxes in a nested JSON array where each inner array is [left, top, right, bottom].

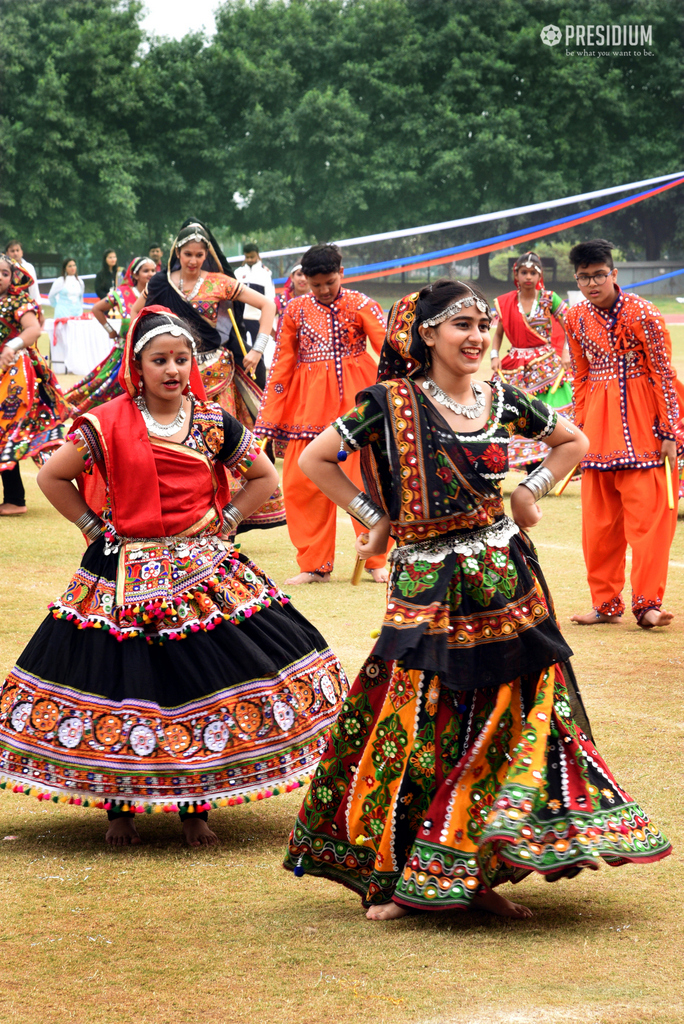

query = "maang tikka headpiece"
[[133, 314, 197, 356], [420, 284, 490, 328]]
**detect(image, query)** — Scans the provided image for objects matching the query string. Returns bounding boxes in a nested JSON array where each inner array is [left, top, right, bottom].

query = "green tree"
[[0, 0, 146, 255]]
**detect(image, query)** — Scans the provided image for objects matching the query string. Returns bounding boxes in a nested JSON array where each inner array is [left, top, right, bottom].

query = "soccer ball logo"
[[540, 24, 562, 46]]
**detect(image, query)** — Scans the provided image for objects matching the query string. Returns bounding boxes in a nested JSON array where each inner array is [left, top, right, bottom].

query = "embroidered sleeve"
[[67, 423, 103, 471], [220, 276, 244, 303], [565, 308, 590, 428], [13, 299, 39, 324], [334, 396, 386, 451], [504, 386, 557, 440], [359, 298, 388, 356], [550, 291, 568, 326], [218, 410, 260, 475], [637, 308, 679, 438]]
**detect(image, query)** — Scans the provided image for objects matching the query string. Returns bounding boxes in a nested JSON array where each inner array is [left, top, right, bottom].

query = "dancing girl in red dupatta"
[[283, 279, 671, 919], [0, 255, 70, 514], [492, 252, 572, 471], [0, 306, 346, 847], [66, 256, 157, 415]]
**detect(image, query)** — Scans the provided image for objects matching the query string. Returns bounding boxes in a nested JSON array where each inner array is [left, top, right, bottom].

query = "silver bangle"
[[252, 332, 270, 354], [4, 337, 24, 354], [490, 350, 499, 359], [520, 465, 556, 502], [221, 502, 245, 535], [346, 492, 385, 530], [74, 509, 103, 540]]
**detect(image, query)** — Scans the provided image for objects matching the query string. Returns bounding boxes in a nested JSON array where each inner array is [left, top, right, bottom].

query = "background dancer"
[[565, 239, 683, 629], [67, 257, 158, 415], [5, 239, 44, 309], [491, 251, 571, 471], [284, 280, 671, 919], [0, 255, 69, 515], [275, 263, 310, 314], [0, 307, 347, 848], [256, 243, 389, 584], [138, 219, 285, 533]]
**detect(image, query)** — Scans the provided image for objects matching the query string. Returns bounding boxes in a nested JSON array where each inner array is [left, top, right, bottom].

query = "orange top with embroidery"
[[565, 290, 681, 470], [255, 287, 386, 441]]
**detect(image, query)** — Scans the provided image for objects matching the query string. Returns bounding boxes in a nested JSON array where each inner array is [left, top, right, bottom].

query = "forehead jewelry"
[[133, 315, 196, 355], [421, 287, 490, 328], [518, 256, 541, 271]]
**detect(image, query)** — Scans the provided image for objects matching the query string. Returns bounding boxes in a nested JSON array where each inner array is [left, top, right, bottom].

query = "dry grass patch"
[[0, 330, 682, 1023]]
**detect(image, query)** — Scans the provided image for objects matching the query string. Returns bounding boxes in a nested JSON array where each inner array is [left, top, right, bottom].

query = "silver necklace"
[[135, 395, 186, 437], [422, 376, 485, 419], [178, 275, 203, 302]]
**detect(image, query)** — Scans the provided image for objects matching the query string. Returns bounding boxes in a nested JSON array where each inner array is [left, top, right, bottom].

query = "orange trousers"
[[282, 438, 388, 574], [581, 466, 677, 618]]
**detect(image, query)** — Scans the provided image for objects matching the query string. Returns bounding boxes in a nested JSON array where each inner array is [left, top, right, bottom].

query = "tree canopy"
[[1, 0, 682, 266]]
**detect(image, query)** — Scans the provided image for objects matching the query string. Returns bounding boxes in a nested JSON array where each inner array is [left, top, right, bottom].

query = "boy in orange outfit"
[[255, 244, 389, 585], [565, 238, 681, 628]]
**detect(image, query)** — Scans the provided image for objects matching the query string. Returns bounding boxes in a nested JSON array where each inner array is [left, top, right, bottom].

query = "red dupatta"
[[74, 305, 231, 538], [494, 290, 566, 354]]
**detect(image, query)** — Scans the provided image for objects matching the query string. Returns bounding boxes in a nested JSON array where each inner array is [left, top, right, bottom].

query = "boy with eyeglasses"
[[565, 238, 682, 629]]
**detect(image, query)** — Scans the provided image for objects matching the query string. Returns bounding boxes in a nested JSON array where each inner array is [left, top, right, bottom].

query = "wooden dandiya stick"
[[554, 465, 579, 496], [549, 368, 565, 395], [227, 307, 248, 359], [665, 455, 675, 510], [351, 533, 369, 585]]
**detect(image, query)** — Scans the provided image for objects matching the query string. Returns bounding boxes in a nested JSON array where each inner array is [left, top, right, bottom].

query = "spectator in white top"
[[48, 258, 85, 318], [5, 239, 45, 308], [234, 242, 276, 383]]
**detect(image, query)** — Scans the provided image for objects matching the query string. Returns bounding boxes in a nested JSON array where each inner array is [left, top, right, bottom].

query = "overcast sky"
[[140, 0, 218, 39]]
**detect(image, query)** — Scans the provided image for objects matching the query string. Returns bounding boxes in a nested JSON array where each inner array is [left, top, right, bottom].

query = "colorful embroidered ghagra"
[[283, 293, 671, 909]]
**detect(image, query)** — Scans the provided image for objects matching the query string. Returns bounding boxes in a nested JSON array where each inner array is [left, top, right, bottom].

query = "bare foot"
[[366, 567, 389, 583], [183, 818, 219, 848], [283, 571, 331, 585], [0, 503, 27, 516], [638, 608, 674, 628], [105, 817, 142, 847], [365, 902, 410, 921], [471, 888, 533, 919], [570, 610, 623, 625]]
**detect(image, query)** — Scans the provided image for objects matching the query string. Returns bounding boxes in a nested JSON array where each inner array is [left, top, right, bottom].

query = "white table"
[[44, 316, 118, 376]]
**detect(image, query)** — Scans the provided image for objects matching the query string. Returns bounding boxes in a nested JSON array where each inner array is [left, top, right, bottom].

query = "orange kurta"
[[255, 288, 387, 573], [565, 290, 681, 618]]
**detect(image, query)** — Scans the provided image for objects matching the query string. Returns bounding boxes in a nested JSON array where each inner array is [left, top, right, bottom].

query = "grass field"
[[1, 330, 683, 1024]]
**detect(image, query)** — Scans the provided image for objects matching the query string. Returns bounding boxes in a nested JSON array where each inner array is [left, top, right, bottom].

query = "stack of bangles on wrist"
[[346, 492, 385, 530], [3, 337, 24, 358], [520, 465, 556, 501], [251, 332, 270, 355], [74, 508, 104, 541], [221, 502, 244, 535]]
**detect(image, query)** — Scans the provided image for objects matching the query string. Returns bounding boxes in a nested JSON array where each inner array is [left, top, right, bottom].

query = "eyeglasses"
[[575, 271, 612, 286]]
